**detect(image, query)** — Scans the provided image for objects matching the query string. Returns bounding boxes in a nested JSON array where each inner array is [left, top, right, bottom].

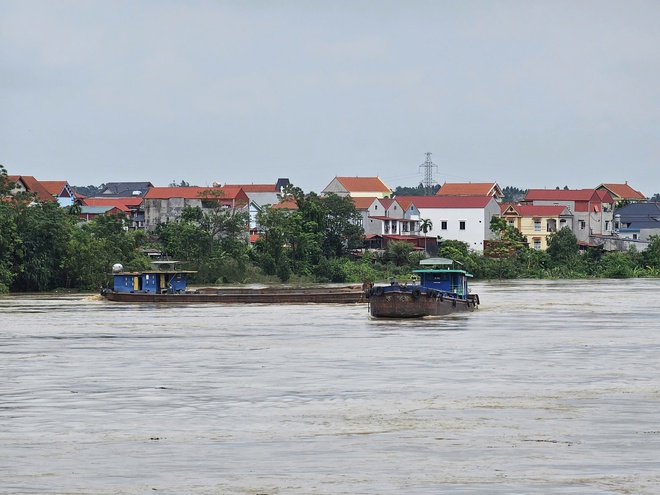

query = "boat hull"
[[102, 287, 366, 304], [368, 290, 477, 318]]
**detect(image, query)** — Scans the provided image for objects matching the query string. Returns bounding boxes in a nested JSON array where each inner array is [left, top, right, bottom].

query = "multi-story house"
[[78, 197, 146, 229], [613, 202, 660, 243], [524, 189, 615, 244], [142, 186, 249, 231], [394, 195, 501, 252], [222, 179, 290, 231], [500, 203, 573, 250], [7, 175, 81, 207]]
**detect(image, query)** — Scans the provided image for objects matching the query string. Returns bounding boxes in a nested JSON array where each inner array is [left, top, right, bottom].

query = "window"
[[633, 233, 638, 240], [533, 239, 541, 250], [534, 219, 541, 232], [459, 221, 466, 230], [579, 220, 586, 230], [605, 220, 611, 231], [441, 221, 448, 230]]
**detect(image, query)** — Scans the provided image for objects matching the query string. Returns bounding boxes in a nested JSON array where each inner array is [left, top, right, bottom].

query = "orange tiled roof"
[[81, 198, 143, 211], [40, 181, 69, 197], [394, 195, 494, 208], [145, 186, 245, 200], [224, 183, 278, 193], [501, 204, 569, 217], [271, 197, 298, 210], [597, 183, 646, 200], [7, 175, 55, 202], [336, 177, 391, 193], [526, 189, 600, 201], [350, 197, 378, 210], [437, 182, 502, 197]]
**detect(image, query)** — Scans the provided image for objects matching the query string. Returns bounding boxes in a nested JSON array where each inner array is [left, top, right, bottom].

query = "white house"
[[394, 195, 501, 251]]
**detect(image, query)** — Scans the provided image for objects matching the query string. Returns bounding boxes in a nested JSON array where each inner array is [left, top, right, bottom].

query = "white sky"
[[1, 0, 658, 194]]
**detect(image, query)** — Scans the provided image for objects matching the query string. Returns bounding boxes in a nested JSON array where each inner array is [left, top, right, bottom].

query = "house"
[[78, 197, 145, 228], [78, 205, 126, 223], [41, 181, 78, 207], [7, 175, 58, 203], [596, 182, 646, 204], [500, 203, 573, 250], [437, 182, 504, 201], [394, 195, 501, 251], [524, 188, 615, 245], [321, 176, 392, 198], [613, 202, 660, 243], [222, 178, 290, 230], [142, 186, 249, 231], [357, 197, 420, 237], [98, 182, 154, 198]]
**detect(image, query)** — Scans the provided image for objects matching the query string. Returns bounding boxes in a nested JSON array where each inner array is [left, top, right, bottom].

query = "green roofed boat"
[[366, 258, 480, 318]]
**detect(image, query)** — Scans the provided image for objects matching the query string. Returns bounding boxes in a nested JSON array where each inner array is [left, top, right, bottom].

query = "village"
[[5, 171, 655, 254]]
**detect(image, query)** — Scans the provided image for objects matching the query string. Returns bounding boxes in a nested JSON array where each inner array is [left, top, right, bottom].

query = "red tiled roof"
[[437, 182, 502, 197], [350, 197, 378, 210], [336, 177, 391, 193], [224, 183, 278, 193], [395, 195, 494, 208], [83, 197, 144, 207], [501, 204, 568, 217], [378, 198, 396, 209], [271, 197, 298, 210], [525, 189, 598, 201], [81, 198, 143, 211], [597, 183, 646, 200], [145, 186, 245, 200], [7, 175, 55, 202], [40, 181, 69, 197]]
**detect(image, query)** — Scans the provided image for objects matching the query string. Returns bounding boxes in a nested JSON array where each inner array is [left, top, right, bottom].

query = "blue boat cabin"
[[112, 271, 190, 294], [413, 258, 473, 298]]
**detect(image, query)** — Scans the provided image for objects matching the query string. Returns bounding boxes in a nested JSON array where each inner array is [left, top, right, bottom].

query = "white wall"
[[416, 200, 499, 251]]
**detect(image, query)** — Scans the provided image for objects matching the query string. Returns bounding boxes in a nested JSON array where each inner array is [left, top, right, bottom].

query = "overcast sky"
[[1, 0, 658, 194]]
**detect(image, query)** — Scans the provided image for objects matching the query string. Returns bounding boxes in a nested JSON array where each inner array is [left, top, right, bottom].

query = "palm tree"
[[420, 218, 433, 253]]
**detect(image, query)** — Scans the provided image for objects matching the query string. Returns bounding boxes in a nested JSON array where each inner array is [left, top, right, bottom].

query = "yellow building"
[[500, 204, 573, 250]]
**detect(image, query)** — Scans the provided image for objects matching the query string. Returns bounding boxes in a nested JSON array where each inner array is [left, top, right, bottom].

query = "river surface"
[[1, 279, 659, 494]]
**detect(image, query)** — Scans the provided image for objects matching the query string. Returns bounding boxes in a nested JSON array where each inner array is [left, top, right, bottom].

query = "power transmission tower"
[[419, 152, 438, 195]]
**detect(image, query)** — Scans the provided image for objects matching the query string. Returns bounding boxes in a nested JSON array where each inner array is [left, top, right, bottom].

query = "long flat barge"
[[102, 285, 366, 304]]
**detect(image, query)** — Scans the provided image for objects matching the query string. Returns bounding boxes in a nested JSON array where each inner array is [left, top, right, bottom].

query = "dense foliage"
[[3, 169, 660, 293], [392, 183, 440, 196]]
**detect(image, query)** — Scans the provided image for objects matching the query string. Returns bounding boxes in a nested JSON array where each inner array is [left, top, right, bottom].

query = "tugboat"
[[366, 258, 479, 318]]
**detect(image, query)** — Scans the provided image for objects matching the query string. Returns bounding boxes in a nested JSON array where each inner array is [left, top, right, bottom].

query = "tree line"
[[2, 166, 660, 293]]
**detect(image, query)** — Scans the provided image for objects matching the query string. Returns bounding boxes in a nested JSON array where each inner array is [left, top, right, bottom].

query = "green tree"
[[419, 218, 433, 253], [385, 240, 413, 267], [643, 235, 660, 270], [546, 227, 579, 265], [12, 200, 73, 291]]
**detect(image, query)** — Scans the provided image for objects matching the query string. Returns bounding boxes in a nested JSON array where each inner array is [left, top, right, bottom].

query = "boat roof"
[[419, 257, 463, 267], [413, 268, 473, 278], [414, 258, 472, 277], [114, 270, 197, 275]]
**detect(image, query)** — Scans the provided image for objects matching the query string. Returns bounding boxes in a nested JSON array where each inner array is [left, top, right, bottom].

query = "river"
[[1, 279, 659, 494]]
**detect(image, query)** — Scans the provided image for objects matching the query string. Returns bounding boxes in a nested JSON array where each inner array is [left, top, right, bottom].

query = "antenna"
[[419, 152, 438, 194]]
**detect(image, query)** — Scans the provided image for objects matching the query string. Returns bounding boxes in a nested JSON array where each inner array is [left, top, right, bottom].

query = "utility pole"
[[419, 152, 438, 195]]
